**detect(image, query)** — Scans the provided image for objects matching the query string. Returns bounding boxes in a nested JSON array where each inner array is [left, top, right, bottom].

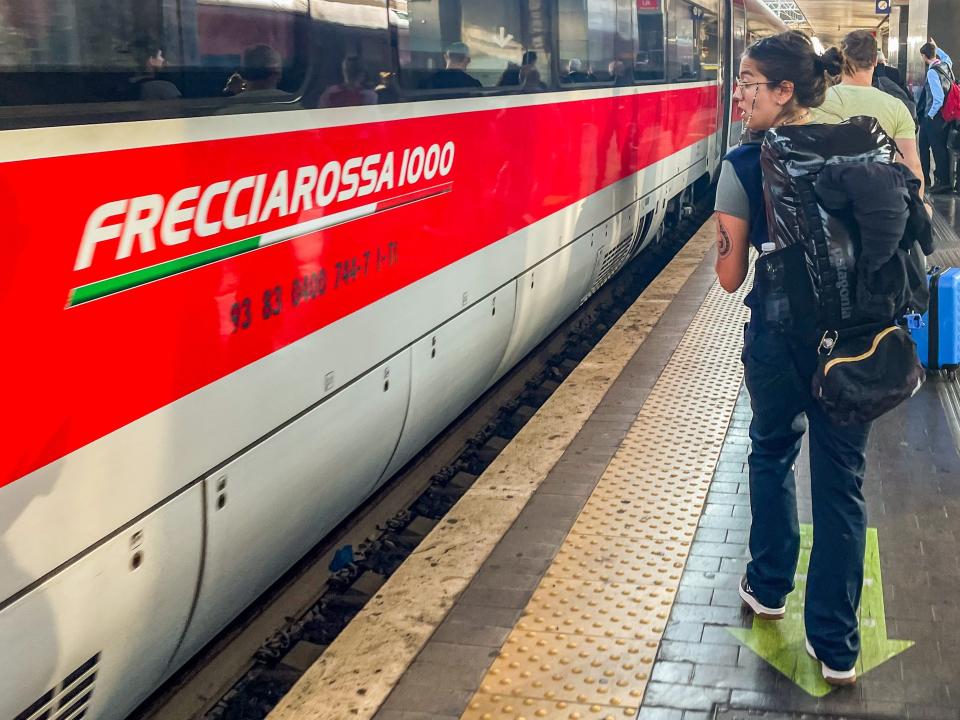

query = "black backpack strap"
[[933, 63, 954, 94], [796, 178, 842, 330]]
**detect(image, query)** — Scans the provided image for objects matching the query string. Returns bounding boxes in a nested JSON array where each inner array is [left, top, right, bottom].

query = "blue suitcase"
[[910, 267, 960, 370]]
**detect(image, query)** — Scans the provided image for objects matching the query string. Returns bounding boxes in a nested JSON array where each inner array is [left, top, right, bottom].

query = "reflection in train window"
[[732, 0, 747, 64], [311, 1, 392, 108], [558, 0, 636, 85], [666, 0, 717, 82], [392, 0, 554, 94], [635, 0, 665, 81], [699, 7, 719, 80], [668, 0, 697, 80], [0, 0, 309, 112]]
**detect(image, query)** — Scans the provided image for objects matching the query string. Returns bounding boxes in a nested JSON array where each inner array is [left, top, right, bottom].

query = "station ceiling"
[[788, 0, 894, 46]]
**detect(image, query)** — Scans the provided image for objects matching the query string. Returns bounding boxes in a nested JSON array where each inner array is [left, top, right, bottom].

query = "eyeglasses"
[[735, 78, 776, 90]]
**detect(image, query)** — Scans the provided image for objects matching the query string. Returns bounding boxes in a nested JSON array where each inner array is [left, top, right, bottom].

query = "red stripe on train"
[[0, 84, 719, 488]]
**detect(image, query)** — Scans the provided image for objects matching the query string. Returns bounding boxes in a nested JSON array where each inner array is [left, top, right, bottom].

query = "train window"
[[635, 1, 665, 81], [558, 0, 636, 85], [665, 0, 716, 82], [699, 9, 719, 80], [191, 0, 310, 110], [0, 0, 310, 123], [667, 0, 697, 81], [392, 0, 554, 95], [310, 1, 392, 108]]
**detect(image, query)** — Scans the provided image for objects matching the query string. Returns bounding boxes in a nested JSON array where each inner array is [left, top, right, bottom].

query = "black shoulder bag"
[[796, 179, 926, 426]]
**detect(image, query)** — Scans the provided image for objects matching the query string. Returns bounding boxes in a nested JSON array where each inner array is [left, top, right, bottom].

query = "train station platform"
[[266, 214, 960, 720]]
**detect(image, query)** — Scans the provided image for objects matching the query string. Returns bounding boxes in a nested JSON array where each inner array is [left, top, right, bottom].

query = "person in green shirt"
[[812, 30, 925, 197]]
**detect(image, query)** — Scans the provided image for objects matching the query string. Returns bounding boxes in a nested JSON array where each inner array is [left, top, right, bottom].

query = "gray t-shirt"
[[714, 159, 750, 221]]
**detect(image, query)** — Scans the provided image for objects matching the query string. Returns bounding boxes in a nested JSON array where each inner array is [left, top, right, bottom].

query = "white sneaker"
[[738, 576, 786, 620], [805, 637, 857, 686]]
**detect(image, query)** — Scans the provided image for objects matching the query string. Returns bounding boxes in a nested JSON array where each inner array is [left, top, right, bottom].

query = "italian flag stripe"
[[68, 235, 261, 307]]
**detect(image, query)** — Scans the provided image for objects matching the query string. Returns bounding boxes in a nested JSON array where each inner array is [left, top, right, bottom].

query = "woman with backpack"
[[714, 31, 884, 687]]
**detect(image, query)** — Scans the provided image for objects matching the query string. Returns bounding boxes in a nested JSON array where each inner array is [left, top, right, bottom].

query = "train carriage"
[[0, 1, 783, 719]]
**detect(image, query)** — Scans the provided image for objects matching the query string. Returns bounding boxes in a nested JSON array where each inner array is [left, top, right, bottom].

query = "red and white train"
[[0, 1, 783, 718]]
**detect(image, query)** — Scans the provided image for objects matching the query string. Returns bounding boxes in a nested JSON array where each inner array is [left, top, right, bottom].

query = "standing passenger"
[[813, 31, 923, 195], [918, 42, 954, 193], [714, 31, 872, 687], [873, 50, 906, 92], [915, 39, 952, 119]]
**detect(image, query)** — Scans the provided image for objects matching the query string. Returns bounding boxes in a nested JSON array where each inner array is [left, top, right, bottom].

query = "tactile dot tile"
[[462, 264, 752, 719], [479, 629, 652, 708], [574, 494, 702, 540], [462, 692, 635, 720], [518, 579, 675, 640], [546, 532, 686, 589], [574, 510, 699, 539]]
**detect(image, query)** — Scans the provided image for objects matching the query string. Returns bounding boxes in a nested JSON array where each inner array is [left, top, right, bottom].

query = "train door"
[[728, 0, 747, 145], [168, 353, 411, 671], [378, 284, 517, 484]]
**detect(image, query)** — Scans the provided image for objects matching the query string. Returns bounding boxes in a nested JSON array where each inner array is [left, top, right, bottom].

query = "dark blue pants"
[[742, 326, 872, 671], [920, 114, 950, 188]]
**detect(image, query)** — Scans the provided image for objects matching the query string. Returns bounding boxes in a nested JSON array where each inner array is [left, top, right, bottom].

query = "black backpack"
[[759, 117, 933, 424], [760, 116, 932, 333]]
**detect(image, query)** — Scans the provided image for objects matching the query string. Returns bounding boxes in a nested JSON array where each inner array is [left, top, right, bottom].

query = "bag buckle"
[[819, 330, 839, 356], [904, 313, 924, 330]]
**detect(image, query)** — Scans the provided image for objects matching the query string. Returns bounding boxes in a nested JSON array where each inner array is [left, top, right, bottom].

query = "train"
[[0, 1, 784, 719]]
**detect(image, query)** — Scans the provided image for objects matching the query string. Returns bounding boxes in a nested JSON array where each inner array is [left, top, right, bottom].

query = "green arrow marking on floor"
[[728, 524, 914, 696]]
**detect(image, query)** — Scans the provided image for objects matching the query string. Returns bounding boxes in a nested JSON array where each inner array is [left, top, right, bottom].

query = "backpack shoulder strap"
[[933, 62, 955, 87], [795, 177, 843, 330]]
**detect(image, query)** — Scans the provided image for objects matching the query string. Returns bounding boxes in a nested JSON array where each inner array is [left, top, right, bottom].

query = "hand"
[[223, 72, 246, 96], [147, 50, 165, 70]]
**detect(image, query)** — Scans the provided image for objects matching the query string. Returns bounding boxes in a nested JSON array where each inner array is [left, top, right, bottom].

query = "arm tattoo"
[[717, 218, 734, 258]]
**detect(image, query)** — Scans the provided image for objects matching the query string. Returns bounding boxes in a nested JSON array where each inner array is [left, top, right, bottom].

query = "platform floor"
[[930, 194, 960, 266], [270, 214, 960, 720], [639, 381, 960, 720]]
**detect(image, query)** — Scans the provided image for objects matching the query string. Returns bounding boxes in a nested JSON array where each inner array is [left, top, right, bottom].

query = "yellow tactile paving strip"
[[268, 225, 719, 720], [518, 579, 675, 641], [461, 266, 751, 719]]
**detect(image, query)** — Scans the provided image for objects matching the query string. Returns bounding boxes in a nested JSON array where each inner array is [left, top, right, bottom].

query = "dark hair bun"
[[821, 47, 844, 77], [746, 30, 830, 109]]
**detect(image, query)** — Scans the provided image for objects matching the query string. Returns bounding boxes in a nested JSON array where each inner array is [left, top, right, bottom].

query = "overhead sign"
[[876, 0, 891, 14], [637, 0, 660, 10]]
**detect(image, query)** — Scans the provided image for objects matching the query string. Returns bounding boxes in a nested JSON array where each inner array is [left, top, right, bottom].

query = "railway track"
[[129, 194, 716, 720]]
